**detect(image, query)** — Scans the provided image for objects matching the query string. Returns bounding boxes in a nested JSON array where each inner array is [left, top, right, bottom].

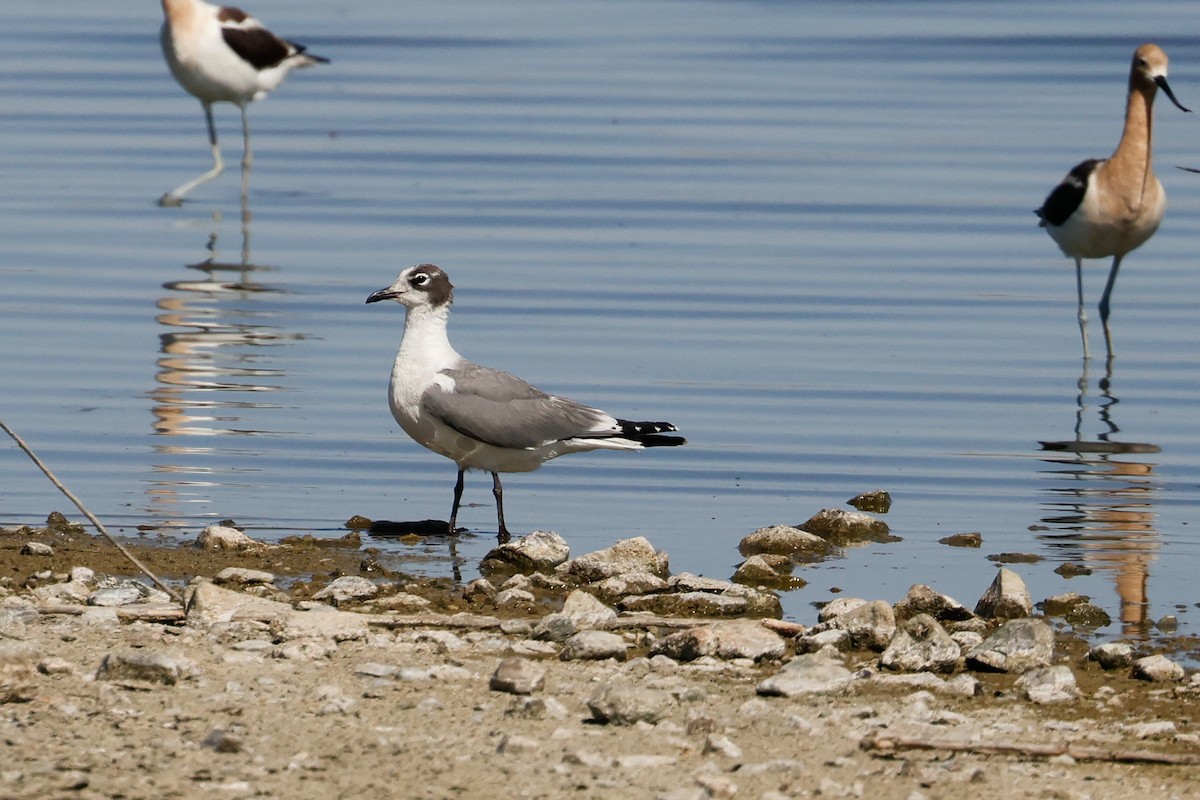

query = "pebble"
[[493, 587, 533, 609], [702, 733, 743, 759], [1087, 642, 1134, 670], [479, 529, 571, 574], [490, 657, 546, 695], [619, 591, 748, 617], [95, 650, 197, 685], [879, 613, 960, 673], [965, 617, 1053, 673], [756, 648, 853, 697], [556, 537, 670, 583], [812, 599, 895, 651], [586, 682, 674, 725], [1125, 720, 1177, 739], [1016, 665, 1079, 704], [87, 583, 145, 607], [311, 576, 378, 605], [195, 524, 271, 552], [893, 584, 973, 623], [67, 566, 94, 584], [652, 618, 787, 663], [1131, 654, 1184, 682], [19, 542, 53, 556], [592, 571, 669, 599], [213, 568, 275, 586], [559, 630, 628, 661]]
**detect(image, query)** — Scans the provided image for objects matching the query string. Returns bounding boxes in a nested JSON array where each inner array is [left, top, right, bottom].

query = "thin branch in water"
[[0, 419, 183, 605]]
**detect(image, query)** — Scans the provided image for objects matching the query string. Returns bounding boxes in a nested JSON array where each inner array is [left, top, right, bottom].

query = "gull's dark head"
[[366, 264, 454, 309]]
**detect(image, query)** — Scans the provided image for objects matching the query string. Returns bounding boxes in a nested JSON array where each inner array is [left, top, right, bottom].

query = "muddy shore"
[[1, 514, 1198, 800]]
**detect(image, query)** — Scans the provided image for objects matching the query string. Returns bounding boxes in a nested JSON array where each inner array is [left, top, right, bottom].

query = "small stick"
[[0, 419, 183, 605], [861, 731, 1200, 766]]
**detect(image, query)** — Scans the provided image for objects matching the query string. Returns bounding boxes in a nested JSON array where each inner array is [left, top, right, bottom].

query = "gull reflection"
[[1036, 361, 1160, 635], [147, 203, 305, 519]]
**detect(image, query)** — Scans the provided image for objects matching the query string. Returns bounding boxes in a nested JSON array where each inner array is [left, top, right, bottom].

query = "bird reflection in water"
[[1036, 361, 1160, 636], [146, 202, 303, 522]]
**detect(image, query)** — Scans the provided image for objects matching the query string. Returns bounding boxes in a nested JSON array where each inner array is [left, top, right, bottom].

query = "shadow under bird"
[[1035, 43, 1189, 361], [158, 0, 329, 206], [366, 264, 685, 543]]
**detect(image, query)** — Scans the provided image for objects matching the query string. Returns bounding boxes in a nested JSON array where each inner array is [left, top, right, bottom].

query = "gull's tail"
[[616, 420, 686, 448]]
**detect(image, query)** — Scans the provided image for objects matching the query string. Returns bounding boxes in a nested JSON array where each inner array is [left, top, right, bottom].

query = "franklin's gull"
[[366, 264, 685, 542]]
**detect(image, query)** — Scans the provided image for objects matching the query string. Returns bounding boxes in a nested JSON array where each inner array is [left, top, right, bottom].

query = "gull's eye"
[[411, 273, 430, 287]]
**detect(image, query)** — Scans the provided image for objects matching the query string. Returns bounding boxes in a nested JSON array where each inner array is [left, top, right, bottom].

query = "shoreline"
[[1, 515, 1199, 799]]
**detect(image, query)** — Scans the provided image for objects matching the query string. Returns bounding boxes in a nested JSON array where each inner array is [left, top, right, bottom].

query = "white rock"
[[195, 525, 272, 552], [1131, 654, 1185, 682], [973, 567, 1032, 619], [1016, 665, 1079, 703]]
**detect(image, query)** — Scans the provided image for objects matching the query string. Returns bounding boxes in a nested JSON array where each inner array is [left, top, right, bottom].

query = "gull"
[[1036, 43, 1190, 361], [366, 264, 685, 543], [159, 0, 328, 206]]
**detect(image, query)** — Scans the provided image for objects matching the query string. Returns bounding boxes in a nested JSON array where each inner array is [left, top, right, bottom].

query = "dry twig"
[[861, 730, 1200, 766], [0, 419, 182, 605]]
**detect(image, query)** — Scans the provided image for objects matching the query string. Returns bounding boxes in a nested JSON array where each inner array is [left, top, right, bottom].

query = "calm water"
[[4, 1, 1200, 647]]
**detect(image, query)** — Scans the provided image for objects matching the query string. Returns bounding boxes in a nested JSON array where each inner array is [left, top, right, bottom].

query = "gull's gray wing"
[[422, 364, 614, 449]]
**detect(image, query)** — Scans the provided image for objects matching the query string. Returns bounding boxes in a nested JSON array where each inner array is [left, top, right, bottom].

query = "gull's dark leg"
[[448, 468, 465, 535], [491, 471, 510, 543]]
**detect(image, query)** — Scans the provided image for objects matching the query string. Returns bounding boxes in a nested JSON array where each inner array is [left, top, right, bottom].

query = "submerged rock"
[[1064, 602, 1112, 629], [1037, 592, 1090, 617], [847, 490, 891, 513], [738, 525, 832, 559], [797, 508, 892, 544], [1054, 562, 1093, 578], [731, 554, 805, 588], [938, 532, 982, 548]]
